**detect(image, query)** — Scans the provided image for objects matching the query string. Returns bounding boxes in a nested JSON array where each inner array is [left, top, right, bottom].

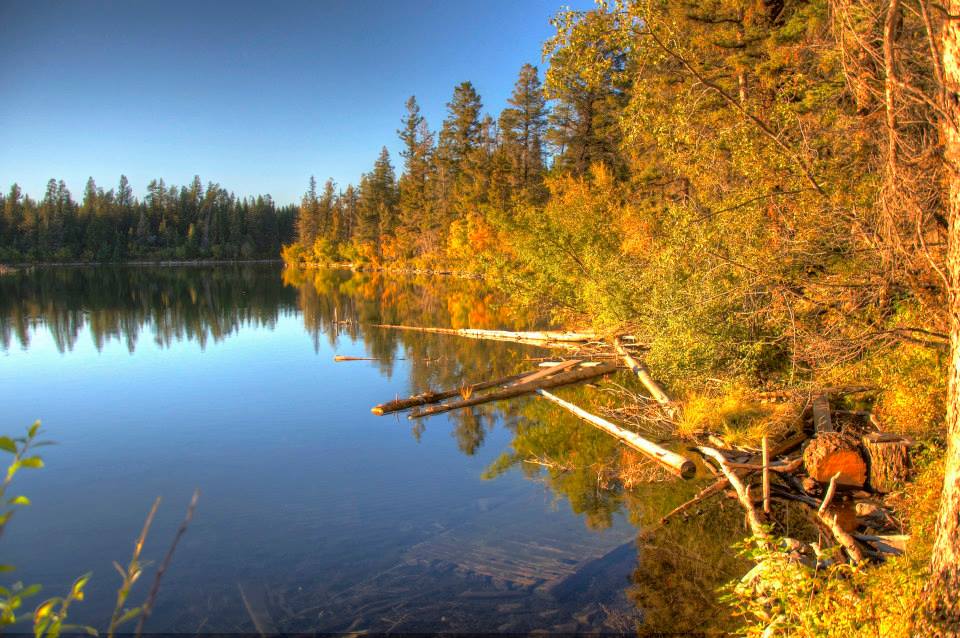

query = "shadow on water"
[[1, 264, 746, 634]]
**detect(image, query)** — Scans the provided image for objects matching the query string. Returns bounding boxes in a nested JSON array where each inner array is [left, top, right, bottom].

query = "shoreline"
[[2, 258, 284, 270], [286, 260, 483, 279]]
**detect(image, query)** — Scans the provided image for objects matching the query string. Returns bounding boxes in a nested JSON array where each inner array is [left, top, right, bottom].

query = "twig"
[[134, 489, 201, 637]]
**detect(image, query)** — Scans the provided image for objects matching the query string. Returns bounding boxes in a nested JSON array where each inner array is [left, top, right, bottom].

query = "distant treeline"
[[0, 176, 298, 262]]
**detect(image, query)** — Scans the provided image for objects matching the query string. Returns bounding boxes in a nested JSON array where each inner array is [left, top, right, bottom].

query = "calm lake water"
[[1, 265, 742, 634]]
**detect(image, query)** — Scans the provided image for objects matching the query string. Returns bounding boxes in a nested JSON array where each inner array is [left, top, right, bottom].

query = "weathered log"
[[408, 361, 619, 419], [725, 458, 803, 473], [371, 371, 531, 415], [812, 394, 833, 433], [507, 359, 580, 386], [611, 337, 672, 406], [371, 324, 596, 348], [698, 447, 769, 538], [861, 432, 911, 493], [762, 436, 771, 514], [803, 432, 867, 488], [657, 430, 809, 525], [853, 534, 909, 554], [537, 389, 696, 478], [817, 474, 866, 562]]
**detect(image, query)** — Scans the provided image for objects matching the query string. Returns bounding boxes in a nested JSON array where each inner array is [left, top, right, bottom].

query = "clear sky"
[[0, 0, 594, 206]]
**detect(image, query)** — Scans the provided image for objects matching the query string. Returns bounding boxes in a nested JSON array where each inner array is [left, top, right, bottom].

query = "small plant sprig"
[[32, 573, 96, 638], [106, 497, 161, 638], [0, 420, 51, 541], [0, 421, 199, 636], [0, 421, 53, 626]]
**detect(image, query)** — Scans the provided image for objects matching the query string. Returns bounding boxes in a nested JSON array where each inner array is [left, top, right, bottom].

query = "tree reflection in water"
[[3, 264, 747, 633]]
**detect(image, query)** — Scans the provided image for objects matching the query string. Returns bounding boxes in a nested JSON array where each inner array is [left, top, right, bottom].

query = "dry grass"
[[675, 385, 801, 448]]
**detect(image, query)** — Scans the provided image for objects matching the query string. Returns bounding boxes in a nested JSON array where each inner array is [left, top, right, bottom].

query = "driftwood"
[[762, 437, 771, 514], [371, 371, 534, 415], [698, 447, 769, 538], [803, 432, 867, 488], [408, 362, 619, 419], [371, 324, 596, 348], [507, 359, 580, 386], [612, 337, 672, 406], [658, 430, 809, 525], [537, 389, 696, 478], [817, 474, 866, 563], [725, 458, 803, 473], [861, 432, 911, 493], [853, 534, 909, 554]]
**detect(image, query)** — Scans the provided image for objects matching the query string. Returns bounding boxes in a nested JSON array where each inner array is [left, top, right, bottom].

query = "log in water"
[[538, 389, 695, 479], [408, 362, 619, 419]]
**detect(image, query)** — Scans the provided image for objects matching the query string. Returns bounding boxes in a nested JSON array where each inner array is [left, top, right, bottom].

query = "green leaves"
[[19, 458, 43, 470], [0, 438, 17, 454]]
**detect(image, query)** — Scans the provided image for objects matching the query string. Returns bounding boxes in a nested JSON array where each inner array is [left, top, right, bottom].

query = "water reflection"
[[0, 265, 298, 352], [1, 265, 740, 633]]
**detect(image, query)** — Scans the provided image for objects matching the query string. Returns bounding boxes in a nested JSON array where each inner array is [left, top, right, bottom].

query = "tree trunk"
[[537, 389, 695, 478], [612, 337, 672, 406], [408, 361, 618, 419], [372, 324, 597, 344], [812, 394, 833, 433], [371, 370, 532, 415], [924, 4, 960, 630], [802, 432, 867, 488], [861, 433, 911, 493]]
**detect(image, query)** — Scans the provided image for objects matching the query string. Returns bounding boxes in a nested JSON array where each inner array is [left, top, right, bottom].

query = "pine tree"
[[435, 82, 484, 228], [499, 64, 549, 199], [2, 184, 23, 253], [297, 176, 320, 246], [398, 96, 435, 239], [543, 9, 628, 176], [356, 148, 398, 245]]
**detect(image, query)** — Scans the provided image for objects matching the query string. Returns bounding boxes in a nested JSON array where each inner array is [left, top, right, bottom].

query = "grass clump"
[[675, 384, 800, 447]]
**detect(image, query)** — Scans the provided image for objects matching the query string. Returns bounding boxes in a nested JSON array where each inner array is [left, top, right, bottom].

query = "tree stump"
[[803, 432, 867, 488], [861, 433, 911, 493]]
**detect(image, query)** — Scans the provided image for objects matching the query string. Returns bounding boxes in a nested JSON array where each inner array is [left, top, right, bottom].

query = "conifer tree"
[[398, 96, 435, 239], [297, 176, 320, 246], [499, 64, 549, 198]]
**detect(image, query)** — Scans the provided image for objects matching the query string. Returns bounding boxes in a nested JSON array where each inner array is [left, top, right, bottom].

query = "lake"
[[1, 265, 742, 634]]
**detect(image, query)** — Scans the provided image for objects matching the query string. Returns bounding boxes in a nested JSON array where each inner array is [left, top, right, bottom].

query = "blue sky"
[[0, 0, 594, 206]]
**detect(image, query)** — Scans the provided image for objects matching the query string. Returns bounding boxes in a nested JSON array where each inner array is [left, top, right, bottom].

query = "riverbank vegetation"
[[282, 0, 959, 634]]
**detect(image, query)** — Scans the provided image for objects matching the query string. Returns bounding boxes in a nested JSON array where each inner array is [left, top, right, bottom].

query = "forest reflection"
[[284, 267, 746, 631], [4, 265, 744, 632], [0, 264, 299, 352]]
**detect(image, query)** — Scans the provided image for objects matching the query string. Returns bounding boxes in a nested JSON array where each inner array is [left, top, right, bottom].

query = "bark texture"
[[861, 433, 910, 493], [924, 5, 960, 632]]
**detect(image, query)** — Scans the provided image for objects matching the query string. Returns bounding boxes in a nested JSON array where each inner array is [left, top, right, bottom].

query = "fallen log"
[[371, 324, 597, 348], [507, 359, 580, 386], [803, 432, 867, 488], [612, 337, 672, 406], [371, 371, 531, 415], [817, 473, 865, 563], [698, 447, 769, 538], [762, 437, 771, 514], [853, 533, 909, 554], [537, 389, 696, 478], [725, 458, 803, 473], [408, 362, 619, 419], [861, 432, 911, 493], [658, 430, 808, 525]]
